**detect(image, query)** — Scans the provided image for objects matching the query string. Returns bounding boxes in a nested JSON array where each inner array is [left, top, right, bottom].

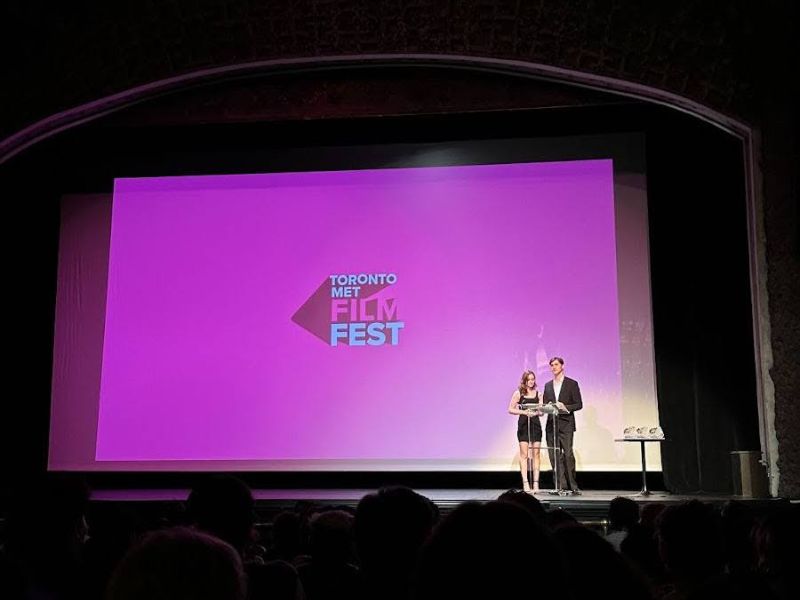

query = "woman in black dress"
[[508, 370, 543, 493]]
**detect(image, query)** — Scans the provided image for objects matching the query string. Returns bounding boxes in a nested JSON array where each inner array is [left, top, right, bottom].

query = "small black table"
[[614, 438, 666, 496]]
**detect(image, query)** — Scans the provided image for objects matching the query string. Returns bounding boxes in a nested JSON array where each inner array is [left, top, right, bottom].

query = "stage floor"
[[89, 488, 774, 523], [93, 488, 684, 502]]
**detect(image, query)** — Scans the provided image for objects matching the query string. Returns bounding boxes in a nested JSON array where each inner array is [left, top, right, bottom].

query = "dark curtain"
[[648, 115, 762, 494]]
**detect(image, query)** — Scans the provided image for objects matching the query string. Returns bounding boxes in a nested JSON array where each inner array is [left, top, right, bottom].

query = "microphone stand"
[[541, 403, 566, 496]]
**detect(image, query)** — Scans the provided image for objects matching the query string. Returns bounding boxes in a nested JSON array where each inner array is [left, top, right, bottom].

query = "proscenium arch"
[[0, 53, 776, 494]]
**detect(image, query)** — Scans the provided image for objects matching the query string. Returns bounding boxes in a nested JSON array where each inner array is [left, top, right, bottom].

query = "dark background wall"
[[1, 1, 796, 495]]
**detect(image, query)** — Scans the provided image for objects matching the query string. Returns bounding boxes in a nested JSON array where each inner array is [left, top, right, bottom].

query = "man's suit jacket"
[[543, 377, 583, 432]]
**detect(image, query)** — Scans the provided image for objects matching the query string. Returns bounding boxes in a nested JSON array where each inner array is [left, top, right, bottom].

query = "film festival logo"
[[292, 273, 404, 346]]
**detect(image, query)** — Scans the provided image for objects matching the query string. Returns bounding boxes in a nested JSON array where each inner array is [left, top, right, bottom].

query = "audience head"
[[246, 560, 302, 600], [5, 474, 90, 557], [1, 475, 90, 598], [187, 475, 255, 554], [496, 488, 547, 522], [355, 486, 437, 572], [546, 506, 579, 530], [752, 508, 798, 575], [107, 526, 245, 600], [554, 524, 652, 600], [309, 509, 355, 565], [656, 500, 724, 580], [639, 502, 666, 530], [414, 500, 564, 599], [269, 511, 302, 560], [609, 496, 640, 531], [719, 500, 756, 574]]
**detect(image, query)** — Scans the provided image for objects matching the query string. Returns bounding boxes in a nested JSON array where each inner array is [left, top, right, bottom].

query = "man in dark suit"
[[543, 357, 583, 494]]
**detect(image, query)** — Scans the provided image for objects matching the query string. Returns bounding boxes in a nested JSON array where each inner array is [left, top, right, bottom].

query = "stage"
[[88, 488, 778, 525]]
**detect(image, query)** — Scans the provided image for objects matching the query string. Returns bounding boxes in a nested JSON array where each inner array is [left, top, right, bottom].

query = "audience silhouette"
[[0, 476, 795, 600]]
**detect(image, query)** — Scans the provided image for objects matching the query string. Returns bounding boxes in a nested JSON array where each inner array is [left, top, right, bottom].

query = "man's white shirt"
[[554, 378, 564, 402]]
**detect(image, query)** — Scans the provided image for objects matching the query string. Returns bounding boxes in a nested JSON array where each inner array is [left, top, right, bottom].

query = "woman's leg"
[[518, 442, 530, 491], [532, 442, 542, 492]]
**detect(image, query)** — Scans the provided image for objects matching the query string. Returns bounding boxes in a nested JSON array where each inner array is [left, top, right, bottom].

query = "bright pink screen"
[[51, 158, 660, 471]]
